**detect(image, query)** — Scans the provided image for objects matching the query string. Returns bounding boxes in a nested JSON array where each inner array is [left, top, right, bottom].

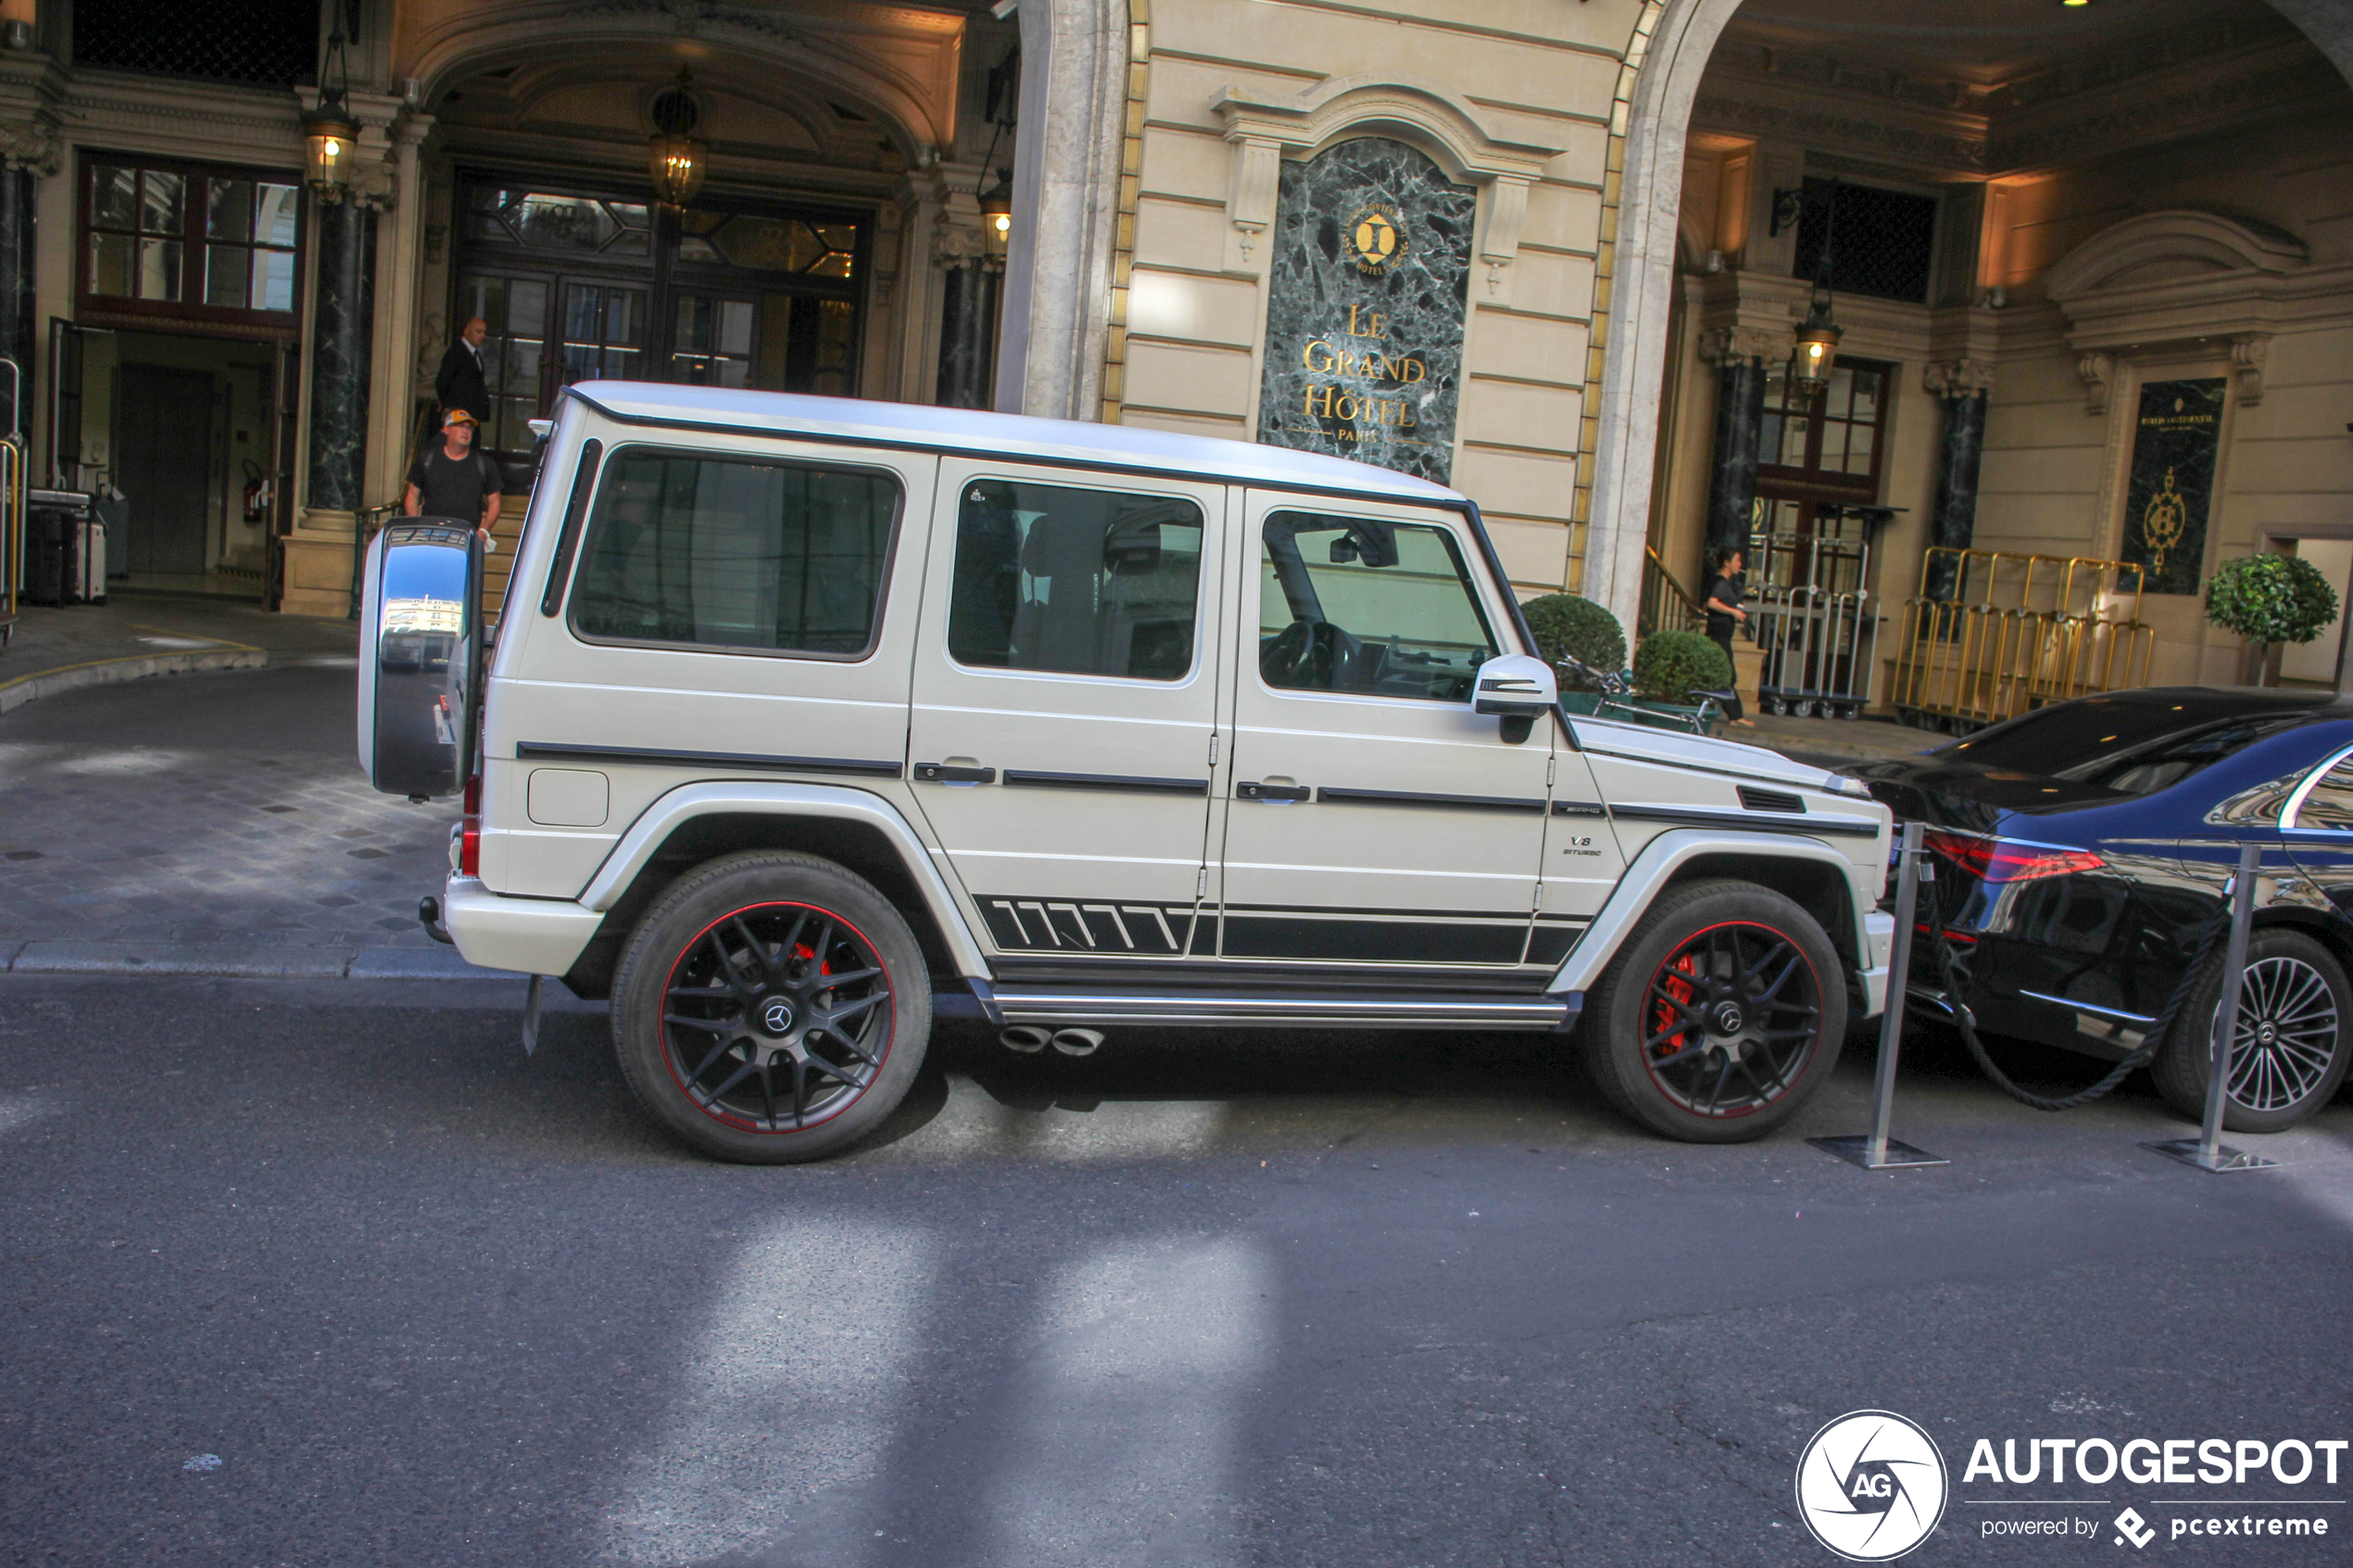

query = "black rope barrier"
[[1919, 874, 2230, 1113]]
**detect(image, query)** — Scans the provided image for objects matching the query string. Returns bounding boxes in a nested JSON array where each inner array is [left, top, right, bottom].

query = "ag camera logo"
[[1795, 1410, 1950, 1561]]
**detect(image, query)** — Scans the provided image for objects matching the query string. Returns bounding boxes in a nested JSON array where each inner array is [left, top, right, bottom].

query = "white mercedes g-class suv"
[[359, 383, 1893, 1162]]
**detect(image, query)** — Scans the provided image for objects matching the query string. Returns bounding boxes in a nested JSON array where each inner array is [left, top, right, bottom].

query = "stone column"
[[1699, 327, 1778, 563], [1922, 359, 1994, 602], [306, 196, 377, 513], [933, 204, 998, 410], [935, 262, 1000, 409], [0, 119, 58, 438]]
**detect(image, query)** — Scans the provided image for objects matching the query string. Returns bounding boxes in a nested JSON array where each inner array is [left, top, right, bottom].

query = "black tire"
[[610, 850, 932, 1163], [2152, 928, 2350, 1134], [1580, 878, 1847, 1143]]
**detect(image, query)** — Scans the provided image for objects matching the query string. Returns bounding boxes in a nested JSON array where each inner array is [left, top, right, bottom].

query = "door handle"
[[1237, 781, 1310, 802], [913, 762, 996, 784]]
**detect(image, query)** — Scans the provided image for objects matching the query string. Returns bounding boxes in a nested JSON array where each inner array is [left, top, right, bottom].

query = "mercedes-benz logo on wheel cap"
[[1793, 1410, 1948, 1561], [761, 998, 796, 1035]]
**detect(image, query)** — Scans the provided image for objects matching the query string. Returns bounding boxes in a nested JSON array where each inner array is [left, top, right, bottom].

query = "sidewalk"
[[1734, 709, 1936, 768], [0, 590, 357, 715]]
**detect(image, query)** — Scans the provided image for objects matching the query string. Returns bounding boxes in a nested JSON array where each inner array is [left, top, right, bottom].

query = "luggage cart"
[[1747, 532, 1879, 719]]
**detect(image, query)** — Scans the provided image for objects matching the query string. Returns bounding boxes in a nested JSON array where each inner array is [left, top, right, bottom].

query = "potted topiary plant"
[[1632, 629, 1734, 705], [2205, 553, 2339, 684], [1518, 592, 1627, 693]]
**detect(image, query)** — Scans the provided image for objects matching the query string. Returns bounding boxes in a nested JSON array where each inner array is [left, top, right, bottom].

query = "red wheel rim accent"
[[1638, 919, 1823, 1120], [658, 900, 895, 1134]]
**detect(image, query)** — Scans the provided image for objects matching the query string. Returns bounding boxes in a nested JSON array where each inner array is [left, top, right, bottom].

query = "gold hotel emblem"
[[1344, 203, 1403, 274]]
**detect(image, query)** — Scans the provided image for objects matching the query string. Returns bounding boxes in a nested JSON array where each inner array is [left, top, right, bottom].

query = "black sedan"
[[1843, 687, 2353, 1132]]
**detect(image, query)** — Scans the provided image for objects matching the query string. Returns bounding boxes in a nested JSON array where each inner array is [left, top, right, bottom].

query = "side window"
[[1258, 510, 1498, 701], [2294, 757, 2353, 829], [566, 448, 898, 656], [946, 479, 1204, 681]]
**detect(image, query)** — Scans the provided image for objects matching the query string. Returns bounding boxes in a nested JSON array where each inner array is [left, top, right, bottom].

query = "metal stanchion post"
[[2146, 842, 2279, 1173], [1812, 821, 1948, 1170]]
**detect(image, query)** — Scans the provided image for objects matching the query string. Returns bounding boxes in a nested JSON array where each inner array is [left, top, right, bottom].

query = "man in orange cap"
[[403, 408, 504, 548]]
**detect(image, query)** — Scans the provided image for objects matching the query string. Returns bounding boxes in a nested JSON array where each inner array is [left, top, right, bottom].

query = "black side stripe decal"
[[514, 742, 902, 778], [1608, 803, 1881, 839]]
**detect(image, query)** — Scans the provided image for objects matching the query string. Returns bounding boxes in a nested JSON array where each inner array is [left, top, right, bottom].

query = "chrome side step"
[[988, 987, 1580, 1032]]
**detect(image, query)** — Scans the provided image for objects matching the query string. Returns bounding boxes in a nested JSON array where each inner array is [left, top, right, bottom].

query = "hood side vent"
[[1738, 785, 1805, 814]]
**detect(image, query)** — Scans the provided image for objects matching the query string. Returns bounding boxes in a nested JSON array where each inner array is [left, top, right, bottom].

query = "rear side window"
[[566, 448, 898, 656], [946, 479, 1204, 680], [2295, 757, 2353, 829], [1258, 510, 1498, 701]]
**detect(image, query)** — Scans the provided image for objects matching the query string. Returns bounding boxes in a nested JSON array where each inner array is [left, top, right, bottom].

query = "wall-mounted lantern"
[[1790, 180, 1843, 399], [304, 26, 358, 198], [648, 68, 707, 209], [978, 168, 1013, 260]]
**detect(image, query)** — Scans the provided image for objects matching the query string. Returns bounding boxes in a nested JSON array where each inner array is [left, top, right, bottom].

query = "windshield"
[[1933, 696, 2324, 797]]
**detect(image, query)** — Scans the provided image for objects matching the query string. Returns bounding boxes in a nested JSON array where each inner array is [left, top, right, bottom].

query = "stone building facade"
[[0, 0, 2346, 697]]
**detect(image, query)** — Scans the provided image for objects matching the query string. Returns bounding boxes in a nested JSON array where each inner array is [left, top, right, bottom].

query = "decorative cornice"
[[1690, 94, 1984, 174], [2231, 333, 2268, 407], [0, 118, 60, 175], [1988, 55, 2345, 172], [1213, 75, 1566, 182], [2077, 352, 2113, 416], [1699, 323, 1788, 365], [1922, 359, 1995, 399]]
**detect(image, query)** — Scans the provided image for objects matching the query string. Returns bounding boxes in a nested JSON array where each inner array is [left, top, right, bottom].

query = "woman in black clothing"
[[1702, 546, 1752, 725]]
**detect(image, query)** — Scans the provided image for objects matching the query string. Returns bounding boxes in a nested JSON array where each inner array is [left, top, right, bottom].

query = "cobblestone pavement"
[[0, 663, 452, 952]]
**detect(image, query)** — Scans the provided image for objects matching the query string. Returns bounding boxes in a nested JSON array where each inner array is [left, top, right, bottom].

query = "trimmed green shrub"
[[1519, 593, 1627, 690], [2205, 553, 2338, 650], [1632, 629, 1733, 704]]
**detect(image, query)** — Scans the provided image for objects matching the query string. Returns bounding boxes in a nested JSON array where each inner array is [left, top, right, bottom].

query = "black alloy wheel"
[[2154, 928, 2352, 1134], [661, 903, 892, 1131], [612, 851, 932, 1163], [1583, 879, 1846, 1142]]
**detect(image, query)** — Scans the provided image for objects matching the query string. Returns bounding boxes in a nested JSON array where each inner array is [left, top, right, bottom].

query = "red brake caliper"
[[1653, 954, 1701, 1064]]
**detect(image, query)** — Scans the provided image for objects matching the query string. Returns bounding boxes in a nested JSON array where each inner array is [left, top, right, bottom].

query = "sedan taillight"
[[1923, 827, 2102, 884]]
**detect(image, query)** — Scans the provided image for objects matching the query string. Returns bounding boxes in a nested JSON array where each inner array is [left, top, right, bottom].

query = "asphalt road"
[[2, 969, 2350, 1568]]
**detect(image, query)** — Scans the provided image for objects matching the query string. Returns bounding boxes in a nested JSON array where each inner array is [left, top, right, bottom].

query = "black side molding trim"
[[1316, 785, 1546, 814], [515, 741, 902, 778], [1001, 770, 1209, 796], [1551, 800, 1609, 818], [1609, 803, 1881, 839]]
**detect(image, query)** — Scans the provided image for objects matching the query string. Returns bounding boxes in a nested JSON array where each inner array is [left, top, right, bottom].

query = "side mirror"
[[1473, 653, 1558, 717], [1474, 653, 1557, 745], [357, 521, 484, 798]]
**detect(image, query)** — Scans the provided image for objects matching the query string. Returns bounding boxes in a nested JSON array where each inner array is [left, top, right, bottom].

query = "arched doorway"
[[1600, 0, 2353, 706]]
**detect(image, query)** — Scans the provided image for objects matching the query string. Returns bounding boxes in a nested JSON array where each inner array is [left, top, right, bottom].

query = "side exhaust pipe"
[[999, 1025, 1051, 1054], [1050, 1028, 1103, 1058]]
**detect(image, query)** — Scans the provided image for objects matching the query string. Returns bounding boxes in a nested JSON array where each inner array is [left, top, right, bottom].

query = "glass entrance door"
[[452, 174, 869, 460]]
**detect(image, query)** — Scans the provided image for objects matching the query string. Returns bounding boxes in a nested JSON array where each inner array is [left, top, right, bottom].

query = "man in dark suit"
[[434, 316, 492, 436]]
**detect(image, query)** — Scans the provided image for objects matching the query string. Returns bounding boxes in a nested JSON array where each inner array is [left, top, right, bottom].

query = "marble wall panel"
[[1256, 137, 1475, 484]]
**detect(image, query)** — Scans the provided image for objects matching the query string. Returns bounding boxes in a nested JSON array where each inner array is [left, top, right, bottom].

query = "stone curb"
[[0, 647, 268, 715], [3, 940, 516, 982]]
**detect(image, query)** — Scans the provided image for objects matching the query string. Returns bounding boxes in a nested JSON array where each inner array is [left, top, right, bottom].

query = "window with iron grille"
[[73, 0, 318, 89], [82, 157, 304, 329], [1791, 179, 1938, 305]]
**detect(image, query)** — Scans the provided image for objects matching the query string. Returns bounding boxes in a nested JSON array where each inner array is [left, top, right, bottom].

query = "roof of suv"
[[564, 382, 1468, 505]]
